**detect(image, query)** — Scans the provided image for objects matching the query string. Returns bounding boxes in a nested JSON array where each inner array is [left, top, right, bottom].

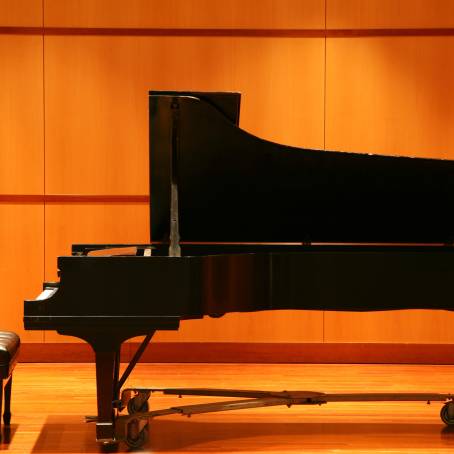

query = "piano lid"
[[149, 91, 454, 245]]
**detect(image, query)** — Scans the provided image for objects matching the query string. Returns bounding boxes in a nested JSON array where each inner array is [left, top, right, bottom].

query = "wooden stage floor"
[[5, 362, 454, 453]]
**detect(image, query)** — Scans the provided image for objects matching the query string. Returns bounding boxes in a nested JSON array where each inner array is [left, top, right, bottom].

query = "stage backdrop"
[[2, 0, 454, 361]]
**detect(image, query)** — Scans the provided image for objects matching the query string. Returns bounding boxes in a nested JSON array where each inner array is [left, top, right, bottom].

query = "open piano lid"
[[149, 91, 454, 246]]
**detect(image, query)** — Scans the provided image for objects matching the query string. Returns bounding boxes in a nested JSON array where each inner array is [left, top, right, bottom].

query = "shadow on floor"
[[30, 416, 454, 453], [0, 424, 17, 448]]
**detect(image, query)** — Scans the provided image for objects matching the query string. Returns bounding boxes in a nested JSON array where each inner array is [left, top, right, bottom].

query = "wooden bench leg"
[[3, 376, 12, 426]]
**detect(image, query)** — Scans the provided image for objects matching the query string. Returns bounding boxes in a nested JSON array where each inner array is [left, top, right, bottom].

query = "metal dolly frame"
[[87, 335, 454, 449]]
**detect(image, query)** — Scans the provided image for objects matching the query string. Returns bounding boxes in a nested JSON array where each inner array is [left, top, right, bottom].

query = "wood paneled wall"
[[2, 0, 454, 349]]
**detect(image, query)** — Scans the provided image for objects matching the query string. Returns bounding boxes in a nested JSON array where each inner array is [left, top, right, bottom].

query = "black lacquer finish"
[[24, 248, 454, 329], [24, 91, 454, 445], [150, 91, 454, 245]]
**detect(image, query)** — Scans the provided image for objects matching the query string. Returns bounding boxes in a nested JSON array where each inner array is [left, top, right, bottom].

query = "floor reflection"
[[150, 419, 454, 451], [30, 415, 454, 453]]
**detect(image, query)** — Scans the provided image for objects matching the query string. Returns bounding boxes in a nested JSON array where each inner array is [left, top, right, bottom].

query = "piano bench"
[[0, 331, 20, 438]]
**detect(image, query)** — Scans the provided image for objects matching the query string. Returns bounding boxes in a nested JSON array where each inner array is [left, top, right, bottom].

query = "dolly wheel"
[[441, 402, 454, 425], [125, 419, 149, 449], [127, 396, 149, 414]]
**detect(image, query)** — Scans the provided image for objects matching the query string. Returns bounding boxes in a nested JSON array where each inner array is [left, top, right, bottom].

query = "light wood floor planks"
[[4, 362, 454, 453]]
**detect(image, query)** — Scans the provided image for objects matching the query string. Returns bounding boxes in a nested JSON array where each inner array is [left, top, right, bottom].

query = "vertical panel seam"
[[42, 0, 46, 343], [324, 0, 327, 154], [322, 0, 327, 344]]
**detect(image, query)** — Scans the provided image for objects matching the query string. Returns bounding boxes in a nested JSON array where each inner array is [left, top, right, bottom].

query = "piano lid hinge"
[[302, 236, 312, 247]]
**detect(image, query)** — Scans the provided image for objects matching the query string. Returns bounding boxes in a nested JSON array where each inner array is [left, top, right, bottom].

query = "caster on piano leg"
[[115, 415, 150, 450], [126, 418, 149, 449]]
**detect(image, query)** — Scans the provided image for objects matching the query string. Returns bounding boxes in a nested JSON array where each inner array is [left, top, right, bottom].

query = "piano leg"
[[94, 348, 119, 444], [73, 330, 156, 447], [71, 332, 123, 445], [57, 328, 163, 447]]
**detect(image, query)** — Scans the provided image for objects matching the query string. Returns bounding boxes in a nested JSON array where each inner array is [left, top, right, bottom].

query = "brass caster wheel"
[[127, 396, 149, 414], [441, 402, 454, 425], [125, 418, 149, 449]]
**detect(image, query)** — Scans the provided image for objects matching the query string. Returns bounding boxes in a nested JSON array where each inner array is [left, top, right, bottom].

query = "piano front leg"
[[94, 348, 119, 444], [73, 330, 155, 447], [71, 331, 124, 446]]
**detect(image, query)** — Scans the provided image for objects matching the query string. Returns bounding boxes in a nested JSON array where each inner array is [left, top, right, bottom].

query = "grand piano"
[[24, 91, 454, 448]]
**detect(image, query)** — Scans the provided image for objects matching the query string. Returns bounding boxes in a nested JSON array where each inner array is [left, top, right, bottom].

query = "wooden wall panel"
[[325, 37, 454, 342], [325, 311, 454, 343], [4, 0, 454, 350], [327, 0, 454, 29], [325, 37, 454, 158], [0, 0, 42, 26], [44, 203, 150, 280], [44, 36, 324, 195], [0, 10, 44, 342], [0, 35, 43, 194], [44, 0, 324, 29], [0, 204, 43, 341]]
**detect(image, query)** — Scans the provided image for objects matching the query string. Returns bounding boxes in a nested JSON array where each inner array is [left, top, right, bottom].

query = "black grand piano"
[[24, 91, 454, 448]]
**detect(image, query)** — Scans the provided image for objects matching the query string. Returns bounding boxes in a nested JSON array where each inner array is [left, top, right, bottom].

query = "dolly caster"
[[441, 402, 454, 425], [125, 418, 149, 449], [127, 395, 150, 414]]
